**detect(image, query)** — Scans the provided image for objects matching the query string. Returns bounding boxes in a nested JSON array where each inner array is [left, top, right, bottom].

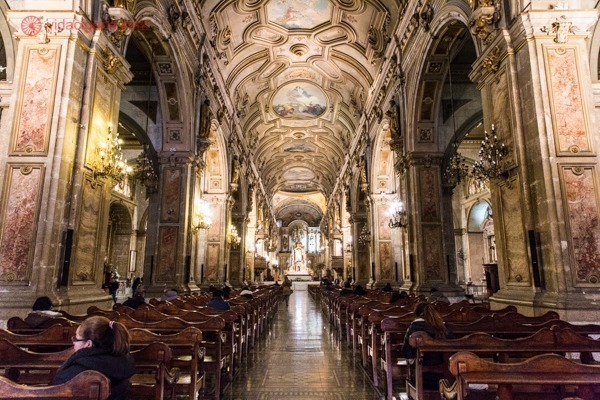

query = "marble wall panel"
[[72, 178, 104, 283], [86, 69, 114, 166], [0, 165, 43, 282], [499, 180, 529, 284], [12, 47, 60, 154], [230, 251, 240, 280], [562, 166, 600, 284], [379, 242, 393, 280], [206, 244, 220, 281], [164, 82, 180, 121], [546, 47, 591, 154], [490, 70, 515, 163], [208, 202, 222, 241], [419, 168, 439, 222], [378, 207, 391, 240], [156, 226, 178, 283], [419, 81, 437, 121], [160, 168, 181, 223], [422, 225, 443, 281]]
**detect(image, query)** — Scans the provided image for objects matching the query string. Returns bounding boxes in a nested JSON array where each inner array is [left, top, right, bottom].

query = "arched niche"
[[107, 202, 133, 279]]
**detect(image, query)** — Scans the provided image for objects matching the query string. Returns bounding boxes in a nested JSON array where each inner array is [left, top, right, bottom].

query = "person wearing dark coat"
[[122, 287, 146, 309], [206, 289, 231, 311], [382, 282, 393, 292], [24, 296, 62, 327], [53, 316, 135, 400], [402, 302, 453, 389]]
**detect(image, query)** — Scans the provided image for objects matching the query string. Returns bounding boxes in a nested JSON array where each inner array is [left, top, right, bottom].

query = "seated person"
[[240, 286, 254, 299], [427, 287, 449, 304], [161, 289, 179, 302], [402, 302, 453, 389], [25, 296, 62, 327], [206, 289, 231, 310], [353, 284, 367, 296], [122, 286, 146, 309], [53, 316, 135, 400], [222, 285, 231, 299], [382, 282, 393, 292]]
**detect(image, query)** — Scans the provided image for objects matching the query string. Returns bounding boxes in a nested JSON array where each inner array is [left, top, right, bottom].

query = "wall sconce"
[[92, 123, 132, 187], [471, 125, 510, 183], [227, 225, 241, 247], [191, 198, 212, 232], [388, 200, 408, 229]]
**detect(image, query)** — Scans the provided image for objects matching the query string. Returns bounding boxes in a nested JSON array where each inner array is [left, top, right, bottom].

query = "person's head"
[[213, 289, 224, 298], [32, 296, 53, 311], [222, 286, 231, 299], [208, 285, 216, 293], [413, 302, 446, 338], [430, 287, 439, 294], [134, 285, 145, 298], [73, 316, 130, 355], [389, 292, 401, 303], [399, 291, 409, 299]]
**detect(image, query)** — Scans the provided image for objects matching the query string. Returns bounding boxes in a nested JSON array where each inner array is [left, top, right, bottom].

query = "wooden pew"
[[130, 342, 178, 400], [115, 314, 228, 400], [409, 326, 600, 400], [0, 370, 110, 400], [0, 325, 76, 351], [442, 351, 600, 400], [129, 327, 205, 400], [7, 316, 76, 334]]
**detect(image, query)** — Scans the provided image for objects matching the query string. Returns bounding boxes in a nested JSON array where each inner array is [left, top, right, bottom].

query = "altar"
[[285, 242, 313, 281]]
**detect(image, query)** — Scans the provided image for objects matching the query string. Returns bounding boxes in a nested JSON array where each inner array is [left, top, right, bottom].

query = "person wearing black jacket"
[[53, 316, 135, 400], [402, 302, 453, 389]]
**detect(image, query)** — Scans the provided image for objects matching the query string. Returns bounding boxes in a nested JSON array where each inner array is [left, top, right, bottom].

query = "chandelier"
[[132, 148, 158, 192], [358, 224, 371, 246], [471, 125, 509, 182], [444, 142, 470, 186], [92, 123, 132, 186], [388, 200, 408, 229], [227, 225, 241, 247], [443, 63, 469, 187], [191, 198, 212, 232]]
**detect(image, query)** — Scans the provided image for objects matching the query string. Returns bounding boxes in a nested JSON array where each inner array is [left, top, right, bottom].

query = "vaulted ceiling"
[[197, 0, 407, 224]]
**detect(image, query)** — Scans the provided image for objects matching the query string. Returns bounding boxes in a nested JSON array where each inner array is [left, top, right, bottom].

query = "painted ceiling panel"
[[199, 0, 405, 215]]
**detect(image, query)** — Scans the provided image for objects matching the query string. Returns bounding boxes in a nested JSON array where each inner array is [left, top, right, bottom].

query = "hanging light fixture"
[[443, 60, 469, 186], [388, 200, 408, 229], [132, 146, 158, 192], [92, 123, 132, 187], [471, 124, 510, 182], [227, 225, 241, 247], [191, 198, 213, 232], [358, 224, 371, 246]]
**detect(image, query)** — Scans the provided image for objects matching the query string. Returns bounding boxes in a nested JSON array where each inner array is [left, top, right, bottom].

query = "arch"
[[107, 202, 134, 278], [588, 8, 600, 82], [131, 2, 195, 153], [467, 200, 491, 233], [0, 0, 16, 81], [205, 121, 229, 194]]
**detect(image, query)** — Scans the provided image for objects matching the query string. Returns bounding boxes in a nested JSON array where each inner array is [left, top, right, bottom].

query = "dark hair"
[[79, 316, 130, 356], [222, 286, 231, 299], [213, 289, 224, 297], [32, 296, 53, 311], [414, 302, 446, 339], [430, 287, 439, 293], [390, 292, 401, 303]]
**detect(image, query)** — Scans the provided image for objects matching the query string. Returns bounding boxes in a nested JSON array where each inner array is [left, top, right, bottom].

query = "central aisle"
[[223, 286, 383, 400]]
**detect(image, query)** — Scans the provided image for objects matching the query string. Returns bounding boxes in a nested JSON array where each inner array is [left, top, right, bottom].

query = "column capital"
[[521, 9, 599, 43]]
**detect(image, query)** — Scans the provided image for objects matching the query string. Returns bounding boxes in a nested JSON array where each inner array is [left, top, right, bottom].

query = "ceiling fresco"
[[200, 0, 406, 222]]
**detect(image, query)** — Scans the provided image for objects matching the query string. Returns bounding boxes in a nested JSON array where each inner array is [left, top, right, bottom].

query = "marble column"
[[0, 10, 132, 316], [471, 7, 600, 319]]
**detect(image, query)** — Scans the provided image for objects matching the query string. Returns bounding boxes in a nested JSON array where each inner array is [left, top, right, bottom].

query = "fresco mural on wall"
[[267, 0, 331, 30], [273, 82, 326, 118]]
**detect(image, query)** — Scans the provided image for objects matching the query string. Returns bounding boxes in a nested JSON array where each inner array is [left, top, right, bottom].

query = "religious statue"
[[289, 242, 306, 272]]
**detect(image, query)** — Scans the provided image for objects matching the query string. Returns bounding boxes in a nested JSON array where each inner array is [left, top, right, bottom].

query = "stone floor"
[[221, 288, 384, 400]]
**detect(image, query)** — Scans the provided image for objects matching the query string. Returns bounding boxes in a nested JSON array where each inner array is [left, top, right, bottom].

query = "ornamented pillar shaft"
[[0, 10, 132, 315], [472, 7, 600, 317]]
